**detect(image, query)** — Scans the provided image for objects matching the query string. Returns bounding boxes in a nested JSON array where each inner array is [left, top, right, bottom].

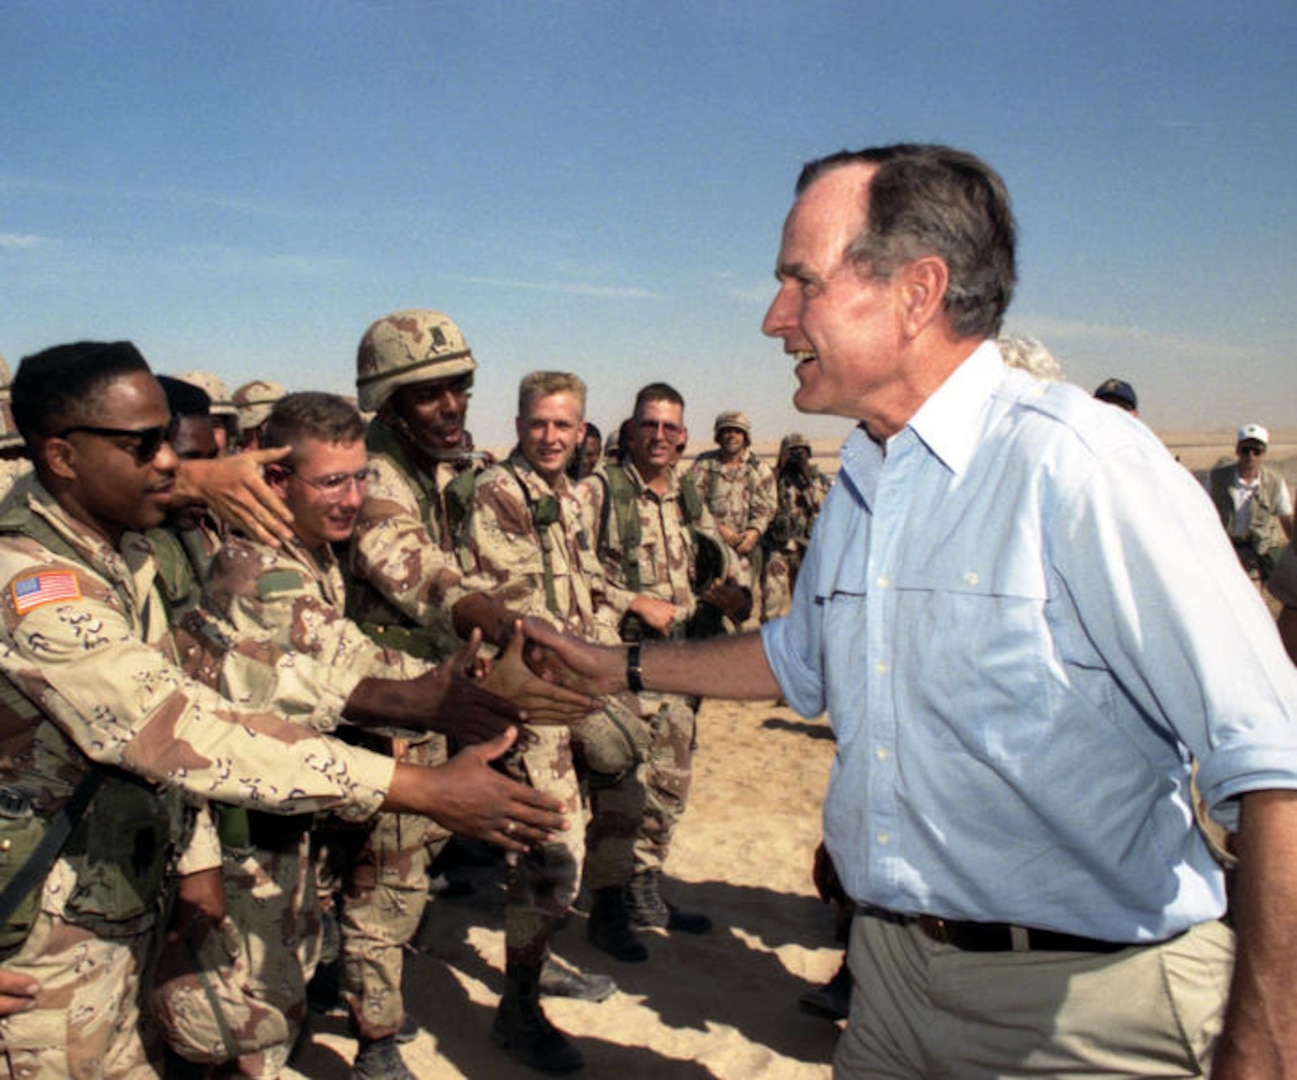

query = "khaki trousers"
[[835, 911, 1233, 1079]]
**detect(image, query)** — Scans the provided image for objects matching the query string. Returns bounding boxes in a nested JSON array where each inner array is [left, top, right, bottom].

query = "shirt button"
[[875, 662, 888, 675], [875, 747, 889, 761], [876, 832, 890, 845], [876, 575, 890, 588], [964, 571, 979, 586]]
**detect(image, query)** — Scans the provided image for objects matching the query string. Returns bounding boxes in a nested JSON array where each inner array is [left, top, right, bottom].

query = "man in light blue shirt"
[[525, 144, 1297, 1078]]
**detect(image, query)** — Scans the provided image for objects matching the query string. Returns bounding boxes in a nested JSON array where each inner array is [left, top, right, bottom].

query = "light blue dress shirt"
[[762, 341, 1297, 941]]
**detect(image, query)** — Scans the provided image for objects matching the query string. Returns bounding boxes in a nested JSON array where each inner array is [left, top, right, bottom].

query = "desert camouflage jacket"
[[0, 476, 392, 852], [576, 462, 727, 630], [347, 418, 489, 661], [771, 466, 832, 554], [468, 452, 619, 644], [146, 523, 366, 735], [206, 532, 433, 741], [688, 448, 777, 540]]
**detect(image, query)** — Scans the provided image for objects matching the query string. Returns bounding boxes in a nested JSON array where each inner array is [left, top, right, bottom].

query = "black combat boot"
[[625, 869, 712, 934], [587, 885, 649, 963], [491, 963, 585, 1074], [539, 953, 618, 1001], [352, 1033, 416, 1080]]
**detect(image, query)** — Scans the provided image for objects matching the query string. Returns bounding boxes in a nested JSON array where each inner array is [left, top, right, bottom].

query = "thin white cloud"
[[0, 233, 47, 249], [145, 243, 353, 279], [443, 273, 662, 300], [0, 174, 294, 220]]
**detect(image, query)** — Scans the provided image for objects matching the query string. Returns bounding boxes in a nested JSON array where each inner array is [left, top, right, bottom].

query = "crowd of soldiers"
[[0, 316, 831, 1080]]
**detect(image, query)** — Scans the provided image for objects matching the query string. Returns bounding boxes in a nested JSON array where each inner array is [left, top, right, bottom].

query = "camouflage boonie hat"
[[0, 352, 19, 451], [780, 432, 811, 454], [714, 410, 752, 438], [233, 379, 288, 433], [175, 371, 238, 417], [355, 309, 478, 413]]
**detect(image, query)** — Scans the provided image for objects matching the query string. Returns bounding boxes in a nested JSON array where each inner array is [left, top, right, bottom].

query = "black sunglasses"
[[57, 424, 169, 464]]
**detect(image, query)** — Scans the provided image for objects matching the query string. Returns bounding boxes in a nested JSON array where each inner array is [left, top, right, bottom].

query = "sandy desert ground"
[[285, 695, 842, 1080], [285, 425, 1294, 1079]]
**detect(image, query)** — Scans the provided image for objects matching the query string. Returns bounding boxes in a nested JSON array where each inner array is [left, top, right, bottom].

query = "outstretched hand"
[[420, 630, 533, 747], [176, 447, 295, 547], [397, 727, 568, 853], [520, 617, 626, 695], [0, 970, 39, 1017], [480, 626, 596, 724]]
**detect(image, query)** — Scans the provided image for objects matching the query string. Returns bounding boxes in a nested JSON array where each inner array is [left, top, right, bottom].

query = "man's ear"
[[264, 462, 291, 500], [42, 436, 78, 483], [898, 255, 950, 338]]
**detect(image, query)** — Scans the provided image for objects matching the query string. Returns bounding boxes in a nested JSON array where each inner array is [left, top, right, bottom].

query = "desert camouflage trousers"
[[633, 693, 699, 875], [506, 725, 584, 965], [319, 735, 451, 1042], [0, 910, 158, 1079], [150, 826, 317, 1078]]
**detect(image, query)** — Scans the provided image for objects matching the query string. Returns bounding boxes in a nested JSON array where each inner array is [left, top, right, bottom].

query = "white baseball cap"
[[1237, 423, 1269, 446]]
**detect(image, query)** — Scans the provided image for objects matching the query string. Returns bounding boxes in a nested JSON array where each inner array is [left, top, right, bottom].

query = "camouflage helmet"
[[714, 410, 752, 440], [233, 378, 288, 433], [355, 309, 477, 413], [780, 432, 812, 455], [0, 352, 19, 451], [174, 370, 238, 417]]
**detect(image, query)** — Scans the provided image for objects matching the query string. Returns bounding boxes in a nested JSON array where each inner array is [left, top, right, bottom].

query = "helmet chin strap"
[[391, 412, 480, 465]]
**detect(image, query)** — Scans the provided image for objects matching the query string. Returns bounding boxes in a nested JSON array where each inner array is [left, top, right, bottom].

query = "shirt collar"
[[903, 339, 1004, 477]]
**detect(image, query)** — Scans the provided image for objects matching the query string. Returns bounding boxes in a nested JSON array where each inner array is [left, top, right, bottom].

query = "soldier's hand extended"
[[480, 628, 595, 725], [629, 595, 676, 634], [169, 866, 226, 941], [702, 578, 752, 622], [421, 631, 532, 747], [0, 970, 39, 1016], [520, 617, 626, 695], [735, 529, 760, 556], [386, 728, 567, 853], [175, 448, 295, 547]]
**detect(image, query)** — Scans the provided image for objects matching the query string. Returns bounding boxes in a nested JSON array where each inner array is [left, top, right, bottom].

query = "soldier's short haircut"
[[261, 392, 365, 458], [157, 375, 212, 418], [795, 144, 1017, 339], [518, 371, 587, 417], [632, 382, 685, 420], [12, 341, 152, 443]]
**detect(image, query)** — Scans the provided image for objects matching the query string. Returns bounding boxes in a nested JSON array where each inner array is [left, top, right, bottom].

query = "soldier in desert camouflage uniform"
[[346, 309, 488, 666], [0, 353, 32, 502], [0, 342, 566, 1080], [205, 392, 588, 1079], [173, 371, 239, 456], [578, 383, 748, 938], [231, 379, 288, 453], [688, 411, 776, 611], [760, 433, 832, 621], [455, 372, 656, 1073]]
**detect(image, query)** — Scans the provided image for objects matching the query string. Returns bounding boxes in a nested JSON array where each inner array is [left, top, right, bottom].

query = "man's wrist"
[[626, 643, 644, 693]]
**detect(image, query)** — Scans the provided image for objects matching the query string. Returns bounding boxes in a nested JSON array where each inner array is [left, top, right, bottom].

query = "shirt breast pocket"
[[891, 559, 1054, 762]]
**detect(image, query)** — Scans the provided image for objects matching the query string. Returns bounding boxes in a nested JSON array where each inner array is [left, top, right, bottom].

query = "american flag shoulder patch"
[[12, 571, 82, 615]]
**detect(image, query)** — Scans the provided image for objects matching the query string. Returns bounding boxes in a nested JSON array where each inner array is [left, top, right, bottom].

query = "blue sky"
[[3, 1, 1295, 448]]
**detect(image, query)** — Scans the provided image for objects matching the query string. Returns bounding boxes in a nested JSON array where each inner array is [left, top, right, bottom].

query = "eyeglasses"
[[57, 424, 169, 464], [1239, 444, 1266, 457], [637, 420, 684, 439], [287, 466, 376, 500]]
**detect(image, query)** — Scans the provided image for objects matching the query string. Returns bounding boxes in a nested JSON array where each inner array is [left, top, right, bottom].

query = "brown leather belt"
[[864, 907, 1130, 953]]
